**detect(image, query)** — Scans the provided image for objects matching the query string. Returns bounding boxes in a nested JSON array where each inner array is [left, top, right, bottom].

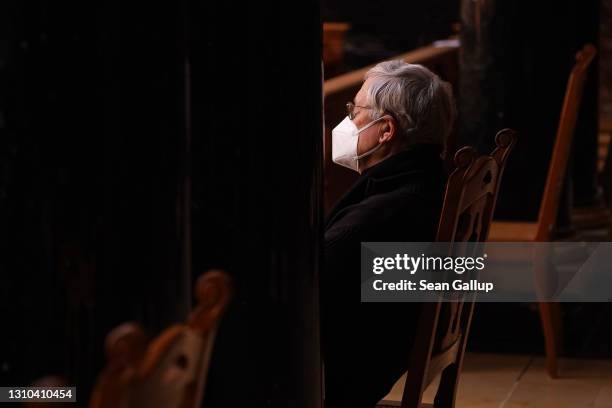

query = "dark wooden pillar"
[[0, 0, 191, 397], [1, 0, 323, 404], [93, 0, 193, 379], [189, 0, 323, 406]]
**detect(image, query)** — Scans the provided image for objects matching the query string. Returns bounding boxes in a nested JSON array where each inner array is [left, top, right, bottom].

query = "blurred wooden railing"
[[323, 40, 460, 212]]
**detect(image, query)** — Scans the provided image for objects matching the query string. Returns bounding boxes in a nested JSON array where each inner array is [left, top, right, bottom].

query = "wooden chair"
[[378, 129, 517, 408], [488, 44, 597, 378], [90, 269, 232, 408]]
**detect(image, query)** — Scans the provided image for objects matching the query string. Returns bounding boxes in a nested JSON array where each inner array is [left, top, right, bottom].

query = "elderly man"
[[322, 60, 456, 407]]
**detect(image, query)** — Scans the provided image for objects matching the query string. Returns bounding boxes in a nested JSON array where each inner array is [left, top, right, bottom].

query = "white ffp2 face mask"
[[331, 116, 384, 172]]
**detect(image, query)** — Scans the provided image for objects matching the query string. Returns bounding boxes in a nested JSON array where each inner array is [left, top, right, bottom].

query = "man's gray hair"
[[364, 60, 456, 146]]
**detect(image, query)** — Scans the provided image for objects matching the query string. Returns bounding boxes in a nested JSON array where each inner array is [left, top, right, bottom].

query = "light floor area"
[[382, 353, 612, 407]]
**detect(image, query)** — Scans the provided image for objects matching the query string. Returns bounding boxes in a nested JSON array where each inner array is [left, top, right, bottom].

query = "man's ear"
[[379, 116, 396, 143]]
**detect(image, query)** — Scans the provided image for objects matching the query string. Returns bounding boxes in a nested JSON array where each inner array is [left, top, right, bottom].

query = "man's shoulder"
[[359, 185, 440, 222], [326, 185, 441, 237]]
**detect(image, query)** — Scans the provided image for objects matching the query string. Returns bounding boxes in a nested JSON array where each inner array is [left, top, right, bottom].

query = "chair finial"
[[494, 128, 517, 149], [189, 269, 233, 332], [104, 322, 148, 363], [575, 43, 596, 72], [453, 146, 477, 169]]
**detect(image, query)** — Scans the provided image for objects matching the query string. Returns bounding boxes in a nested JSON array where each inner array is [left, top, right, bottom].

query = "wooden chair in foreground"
[[378, 129, 517, 408], [488, 43, 597, 378], [90, 270, 232, 408]]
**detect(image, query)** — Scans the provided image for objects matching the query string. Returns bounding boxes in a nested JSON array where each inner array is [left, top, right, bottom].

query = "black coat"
[[322, 143, 446, 407]]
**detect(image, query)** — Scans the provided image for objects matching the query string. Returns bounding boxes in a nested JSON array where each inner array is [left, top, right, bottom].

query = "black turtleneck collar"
[[360, 143, 443, 191], [325, 143, 445, 228], [361, 143, 443, 178]]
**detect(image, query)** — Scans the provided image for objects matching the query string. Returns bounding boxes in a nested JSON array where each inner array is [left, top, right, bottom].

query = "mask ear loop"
[[354, 144, 383, 161], [353, 115, 391, 166], [356, 114, 390, 135]]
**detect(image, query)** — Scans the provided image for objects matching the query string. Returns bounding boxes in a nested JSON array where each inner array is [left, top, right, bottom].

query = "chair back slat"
[[400, 129, 517, 408]]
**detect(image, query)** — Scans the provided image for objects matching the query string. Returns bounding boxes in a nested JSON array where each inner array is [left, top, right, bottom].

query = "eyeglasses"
[[346, 101, 373, 120]]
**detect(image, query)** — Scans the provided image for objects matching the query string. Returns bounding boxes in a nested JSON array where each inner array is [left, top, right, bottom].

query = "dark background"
[[0, 0, 323, 406], [0, 0, 608, 406]]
